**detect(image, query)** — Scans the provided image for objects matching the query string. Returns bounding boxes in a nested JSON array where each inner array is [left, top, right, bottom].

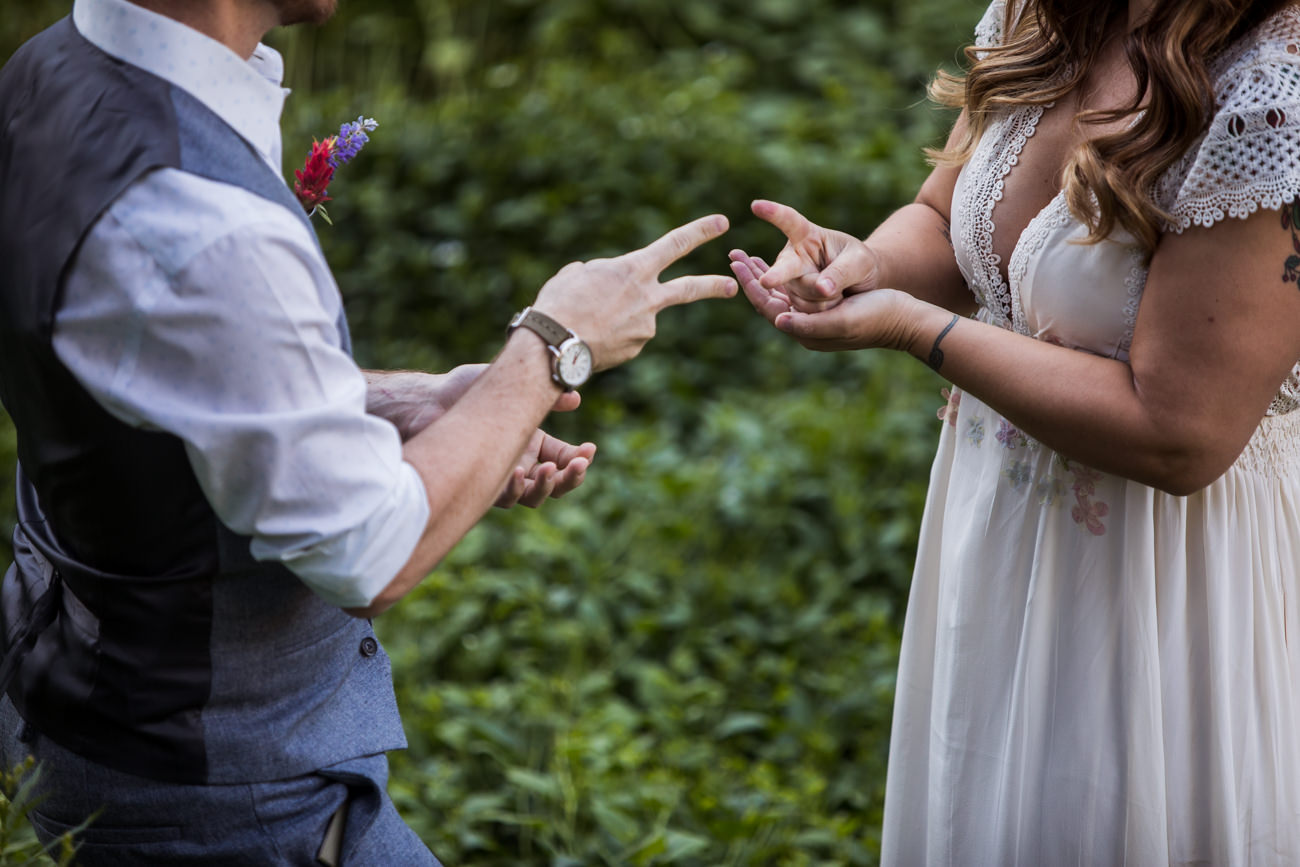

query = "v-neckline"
[[988, 101, 1061, 293], [954, 101, 1054, 329]]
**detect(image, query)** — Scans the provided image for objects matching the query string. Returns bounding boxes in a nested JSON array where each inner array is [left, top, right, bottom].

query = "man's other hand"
[[494, 432, 597, 509], [365, 365, 580, 441]]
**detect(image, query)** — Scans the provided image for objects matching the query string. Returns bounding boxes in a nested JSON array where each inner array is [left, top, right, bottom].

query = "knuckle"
[[627, 255, 654, 279], [671, 229, 695, 255]]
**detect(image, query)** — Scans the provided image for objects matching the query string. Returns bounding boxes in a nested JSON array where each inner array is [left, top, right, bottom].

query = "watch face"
[[556, 338, 593, 387]]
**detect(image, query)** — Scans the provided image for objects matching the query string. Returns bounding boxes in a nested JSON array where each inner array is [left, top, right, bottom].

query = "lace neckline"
[[958, 102, 1048, 331]]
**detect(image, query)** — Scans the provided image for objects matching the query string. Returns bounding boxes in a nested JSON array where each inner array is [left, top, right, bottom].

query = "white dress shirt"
[[54, 0, 429, 608]]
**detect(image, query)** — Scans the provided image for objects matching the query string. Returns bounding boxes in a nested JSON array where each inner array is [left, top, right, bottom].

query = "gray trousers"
[[0, 696, 441, 866]]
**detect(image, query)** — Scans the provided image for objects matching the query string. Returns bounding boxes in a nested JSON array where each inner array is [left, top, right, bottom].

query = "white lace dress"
[[881, 4, 1300, 865]]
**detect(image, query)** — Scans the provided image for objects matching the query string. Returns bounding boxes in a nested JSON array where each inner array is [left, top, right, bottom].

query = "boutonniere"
[[293, 116, 379, 225]]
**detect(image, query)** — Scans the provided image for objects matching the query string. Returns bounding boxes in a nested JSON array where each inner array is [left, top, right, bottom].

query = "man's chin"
[[278, 0, 338, 27]]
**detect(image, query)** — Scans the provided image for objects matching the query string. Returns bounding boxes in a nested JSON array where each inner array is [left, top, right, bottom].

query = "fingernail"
[[713, 214, 729, 233], [776, 315, 793, 332], [816, 277, 834, 294]]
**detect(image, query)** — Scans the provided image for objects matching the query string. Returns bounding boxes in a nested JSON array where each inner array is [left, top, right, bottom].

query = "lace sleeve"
[[973, 0, 1015, 54], [1159, 21, 1300, 232]]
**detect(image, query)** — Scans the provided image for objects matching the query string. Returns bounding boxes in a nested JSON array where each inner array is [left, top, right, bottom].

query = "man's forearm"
[[363, 366, 484, 440], [345, 336, 561, 617]]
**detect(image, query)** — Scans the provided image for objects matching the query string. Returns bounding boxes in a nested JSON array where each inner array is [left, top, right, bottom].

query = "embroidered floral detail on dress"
[[983, 424, 1110, 533], [1004, 460, 1032, 491], [996, 419, 1028, 450], [1070, 464, 1103, 497], [1071, 497, 1110, 536], [1063, 461, 1109, 535], [1035, 474, 1066, 506], [938, 386, 961, 427]]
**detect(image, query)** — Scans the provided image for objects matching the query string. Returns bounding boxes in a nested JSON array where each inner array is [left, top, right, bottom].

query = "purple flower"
[[329, 116, 379, 168], [995, 419, 1021, 449]]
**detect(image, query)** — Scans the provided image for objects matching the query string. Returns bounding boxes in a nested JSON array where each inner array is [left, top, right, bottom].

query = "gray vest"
[[0, 18, 406, 784]]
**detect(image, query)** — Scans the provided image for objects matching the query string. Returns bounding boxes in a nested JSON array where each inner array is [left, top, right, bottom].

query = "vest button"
[[359, 636, 379, 657]]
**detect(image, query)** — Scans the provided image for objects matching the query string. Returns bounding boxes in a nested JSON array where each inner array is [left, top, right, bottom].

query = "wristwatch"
[[508, 306, 593, 391]]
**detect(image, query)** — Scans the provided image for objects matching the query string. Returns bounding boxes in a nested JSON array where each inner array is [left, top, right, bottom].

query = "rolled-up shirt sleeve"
[[52, 169, 428, 608]]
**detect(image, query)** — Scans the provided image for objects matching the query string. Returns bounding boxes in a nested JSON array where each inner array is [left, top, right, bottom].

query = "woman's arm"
[[740, 202, 1300, 495]]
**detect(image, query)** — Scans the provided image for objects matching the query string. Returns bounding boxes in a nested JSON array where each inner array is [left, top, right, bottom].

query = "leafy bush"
[[0, 760, 84, 867], [381, 361, 944, 864]]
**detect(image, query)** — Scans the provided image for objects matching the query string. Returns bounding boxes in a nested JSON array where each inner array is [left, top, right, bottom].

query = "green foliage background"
[[1, 0, 984, 863]]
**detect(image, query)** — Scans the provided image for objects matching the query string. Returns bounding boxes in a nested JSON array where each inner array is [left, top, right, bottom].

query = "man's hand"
[[494, 432, 597, 509], [365, 366, 594, 507], [365, 365, 579, 441], [531, 214, 738, 370], [738, 199, 880, 313]]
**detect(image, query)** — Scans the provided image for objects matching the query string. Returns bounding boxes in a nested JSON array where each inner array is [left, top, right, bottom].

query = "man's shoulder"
[[0, 17, 73, 93], [1, 16, 174, 142], [105, 169, 317, 278]]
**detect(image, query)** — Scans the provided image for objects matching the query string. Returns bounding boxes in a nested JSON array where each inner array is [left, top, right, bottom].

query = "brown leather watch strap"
[[509, 307, 571, 348]]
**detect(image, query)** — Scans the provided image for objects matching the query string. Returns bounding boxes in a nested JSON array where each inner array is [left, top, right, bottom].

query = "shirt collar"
[[72, 0, 289, 171]]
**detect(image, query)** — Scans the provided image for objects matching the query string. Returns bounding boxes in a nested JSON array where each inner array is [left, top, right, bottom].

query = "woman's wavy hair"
[[929, 0, 1286, 252]]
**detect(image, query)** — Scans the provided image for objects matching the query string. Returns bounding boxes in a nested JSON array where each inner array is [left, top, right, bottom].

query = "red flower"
[[293, 139, 336, 211]]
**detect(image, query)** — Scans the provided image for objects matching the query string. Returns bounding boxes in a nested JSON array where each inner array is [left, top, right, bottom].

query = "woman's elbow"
[[1139, 438, 1238, 496]]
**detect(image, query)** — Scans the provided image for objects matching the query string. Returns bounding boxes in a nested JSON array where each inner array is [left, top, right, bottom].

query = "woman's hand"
[[742, 199, 881, 313], [731, 250, 920, 352]]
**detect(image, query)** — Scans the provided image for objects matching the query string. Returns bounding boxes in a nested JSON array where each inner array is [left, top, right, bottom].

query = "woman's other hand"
[[744, 199, 881, 313], [731, 250, 921, 353]]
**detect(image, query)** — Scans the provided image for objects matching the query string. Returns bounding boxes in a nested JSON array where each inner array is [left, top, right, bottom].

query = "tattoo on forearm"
[[1282, 198, 1300, 285], [926, 314, 960, 372], [939, 218, 953, 250]]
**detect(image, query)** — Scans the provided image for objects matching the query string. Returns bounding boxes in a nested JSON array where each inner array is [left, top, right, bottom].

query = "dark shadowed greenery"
[[2, 0, 986, 862], [0, 760, 84, 866]]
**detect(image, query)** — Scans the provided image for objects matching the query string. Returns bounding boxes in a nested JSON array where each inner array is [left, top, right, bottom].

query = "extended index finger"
[[632, 214, 731, 275], [751, 199, 817, 244]]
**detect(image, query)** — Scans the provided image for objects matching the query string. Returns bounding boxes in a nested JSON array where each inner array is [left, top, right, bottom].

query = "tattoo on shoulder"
[[1282, 199, 1300, 285]]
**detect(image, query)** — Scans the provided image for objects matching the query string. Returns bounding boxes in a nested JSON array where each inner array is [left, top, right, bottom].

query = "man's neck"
[[126, 0, 276, 59]]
